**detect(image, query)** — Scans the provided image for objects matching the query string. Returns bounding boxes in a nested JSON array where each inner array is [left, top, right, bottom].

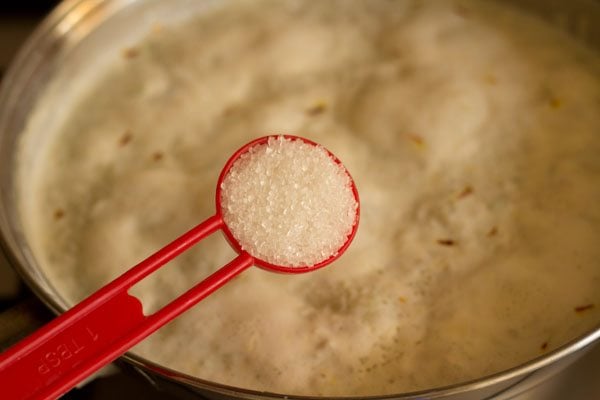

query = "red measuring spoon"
[[0, 135, 359, 400]]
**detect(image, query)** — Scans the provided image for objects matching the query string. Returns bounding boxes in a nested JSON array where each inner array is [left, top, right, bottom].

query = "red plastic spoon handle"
[[0, 215, 255, 400]]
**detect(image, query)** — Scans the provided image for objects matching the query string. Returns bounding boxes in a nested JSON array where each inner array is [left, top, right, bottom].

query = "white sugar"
[[220, 136, 358, 267]]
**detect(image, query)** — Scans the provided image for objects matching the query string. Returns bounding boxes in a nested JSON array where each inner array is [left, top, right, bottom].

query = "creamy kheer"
[[20, 0, 600, 396]]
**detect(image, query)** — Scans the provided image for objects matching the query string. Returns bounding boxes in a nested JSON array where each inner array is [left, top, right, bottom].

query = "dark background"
[[0, 1, 56, 79]]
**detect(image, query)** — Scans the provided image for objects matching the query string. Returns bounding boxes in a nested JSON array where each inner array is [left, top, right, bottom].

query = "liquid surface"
[[221, 136, 357, 267], [22, 0, 600, 396]]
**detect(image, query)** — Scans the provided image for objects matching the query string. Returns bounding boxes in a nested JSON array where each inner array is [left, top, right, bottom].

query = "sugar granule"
[[220, 136, 358, 267]]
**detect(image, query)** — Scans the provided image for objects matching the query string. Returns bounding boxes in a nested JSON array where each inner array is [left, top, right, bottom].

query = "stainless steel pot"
[[0, 1, 599, 399]]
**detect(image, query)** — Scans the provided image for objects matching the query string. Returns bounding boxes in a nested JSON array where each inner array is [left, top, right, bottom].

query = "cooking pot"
[[0, 0, 599, 399]]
